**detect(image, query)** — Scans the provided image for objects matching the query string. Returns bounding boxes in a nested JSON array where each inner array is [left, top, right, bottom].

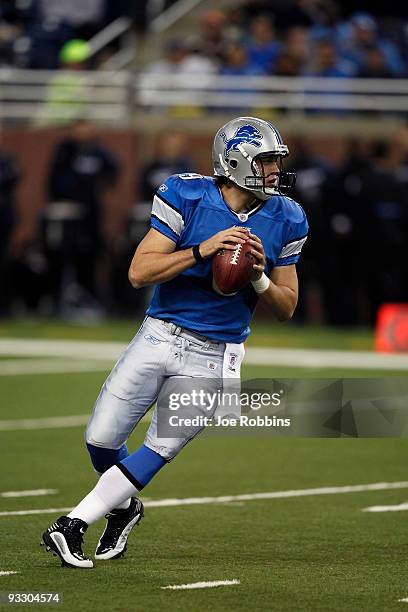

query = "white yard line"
[[1, 489, 57, 498], [0, 415, 89, 431], [0, 571, 18, 576], [0, 359, 110, 376], [0, 338, 122, 360], [0, 338, 407, 371], [161, 579, 240, 590], [0, 508, 72, 517], [362, 502, 408, 513], [1, 481, 408, 517], [399, 597, 408, 602], [0, 413, 151, 432], [245, 347, 408, 370]]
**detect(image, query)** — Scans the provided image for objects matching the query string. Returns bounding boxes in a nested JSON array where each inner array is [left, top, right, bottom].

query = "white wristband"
[[251, 272, 270, 294]]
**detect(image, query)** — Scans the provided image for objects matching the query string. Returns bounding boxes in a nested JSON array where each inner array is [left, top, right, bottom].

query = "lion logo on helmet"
[[220, 124, 263, 158]]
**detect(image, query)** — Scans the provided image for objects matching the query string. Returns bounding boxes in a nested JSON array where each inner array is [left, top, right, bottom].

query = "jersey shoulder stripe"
[[152, 194, 184, 236], [150, 213, 179, 242], [155, 191, 185, 219], [278, 234, 308, 259]]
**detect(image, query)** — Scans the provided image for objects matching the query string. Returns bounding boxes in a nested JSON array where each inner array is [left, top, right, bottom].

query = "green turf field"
[[0, 317, 374, 350], [0, 320, 407, 611]]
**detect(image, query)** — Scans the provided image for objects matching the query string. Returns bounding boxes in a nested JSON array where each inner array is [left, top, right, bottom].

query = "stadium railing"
[[1, 69, 408, 124], [0, 69, 131, 124], [136, 73, 408, 113]]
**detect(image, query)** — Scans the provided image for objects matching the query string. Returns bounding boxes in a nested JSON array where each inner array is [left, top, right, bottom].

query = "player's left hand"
[[248, 233, 266, 281]]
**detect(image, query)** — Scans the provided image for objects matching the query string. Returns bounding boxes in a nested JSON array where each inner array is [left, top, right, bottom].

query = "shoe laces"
[[102, 513, 127, 538], [101, 505, 135, 542], [66, 520, 86, 554]]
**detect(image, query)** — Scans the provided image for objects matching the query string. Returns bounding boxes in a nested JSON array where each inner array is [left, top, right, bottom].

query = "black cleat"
[[42, 516, 93, 569], [95, 498, 144, 560]]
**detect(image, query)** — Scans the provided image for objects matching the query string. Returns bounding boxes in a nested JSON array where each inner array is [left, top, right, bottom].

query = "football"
[[212, 241, 255, 295]]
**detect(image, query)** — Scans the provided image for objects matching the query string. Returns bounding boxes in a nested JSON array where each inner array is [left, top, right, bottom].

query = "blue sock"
[[86, 443, 129, 474], [117, 444, 167, 491]]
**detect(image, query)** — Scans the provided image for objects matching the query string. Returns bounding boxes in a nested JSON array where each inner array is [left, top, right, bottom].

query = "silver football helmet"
[[212, 116, 296, 200]]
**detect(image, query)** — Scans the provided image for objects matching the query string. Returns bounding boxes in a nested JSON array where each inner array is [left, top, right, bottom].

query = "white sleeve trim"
[[152, 195, 184, 236], [278, 235, 307, 259]]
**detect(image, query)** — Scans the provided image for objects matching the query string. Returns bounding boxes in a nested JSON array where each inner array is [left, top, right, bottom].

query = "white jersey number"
[[178, 173, 203, 180]]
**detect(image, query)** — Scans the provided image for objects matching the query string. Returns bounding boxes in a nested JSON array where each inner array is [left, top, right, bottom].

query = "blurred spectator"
[[300, 0, 339, 29], [0, 0, 75, 69], [42, 119, 119, 316], [1, 0, 39, 28], [37, 39, 91, 125], [274, 50, 303, 76], [143, 39, 216, 117], [338, 12, 406, 77], [245, 15, 281, 73], [284, 26, 310, 66], [176, 40, 218, 79], [287, 139, 334, 210], [198, 9, 228, 63], [358, 141, 408, 321], [284, 140, 334, 322], [358, 45, 394, 78], [318, 139, 370, 325], [303, 39, 349, 77], [144, 39, 189, 75], [273, 27, 310, 76], [241, 0, 313, 31], [320, 137, 408, 324], [0, 0, 143, 69], [217, 42, 265, 112], [145, 37, 217, 78], [38, 0, 106, 39], [0, 150, 19, 315], [25, 19, 75, 69], [219, 42, 264, 76], [302, 38, 351, 113], [140, 131, 196, 201], [0, 20, 22, 66]]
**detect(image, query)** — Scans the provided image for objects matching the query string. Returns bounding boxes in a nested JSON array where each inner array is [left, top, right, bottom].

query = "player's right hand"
[[198, 226, 249, 259]]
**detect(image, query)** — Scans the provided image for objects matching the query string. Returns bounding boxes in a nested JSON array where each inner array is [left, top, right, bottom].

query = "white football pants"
[[85, 316, 244, 460]]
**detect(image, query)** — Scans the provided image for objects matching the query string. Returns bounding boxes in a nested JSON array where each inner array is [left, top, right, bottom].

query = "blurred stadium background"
[[1, 2, 408, 610], [1, 0, 408, 335]]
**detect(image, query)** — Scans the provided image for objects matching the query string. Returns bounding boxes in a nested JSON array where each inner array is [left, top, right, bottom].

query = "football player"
[[42, 117, 308, 568]]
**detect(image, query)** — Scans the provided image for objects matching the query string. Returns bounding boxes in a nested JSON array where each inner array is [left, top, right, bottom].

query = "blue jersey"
[[146, 173, 308, 343]]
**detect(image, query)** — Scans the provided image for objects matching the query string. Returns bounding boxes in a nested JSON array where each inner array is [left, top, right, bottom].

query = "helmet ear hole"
[[229, 159, 238, 169]]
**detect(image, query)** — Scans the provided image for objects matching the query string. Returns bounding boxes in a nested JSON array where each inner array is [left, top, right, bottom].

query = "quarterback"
[[42, 117, 308, 568]]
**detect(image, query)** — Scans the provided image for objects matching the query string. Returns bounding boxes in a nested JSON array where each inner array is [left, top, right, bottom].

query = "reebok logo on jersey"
[[144, 334, 162, 345], [207, 361, 218, 371]]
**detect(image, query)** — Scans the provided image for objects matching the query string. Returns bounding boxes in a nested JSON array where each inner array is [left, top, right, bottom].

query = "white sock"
[[93, 469, 131, 511], [68, 465, 139, 525]]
